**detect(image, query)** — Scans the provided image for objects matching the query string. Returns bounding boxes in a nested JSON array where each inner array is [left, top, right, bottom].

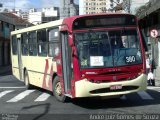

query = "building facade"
[[130, 0, 149, 14], [28, 7, 60, 25], [79, 0, 123, 15], [28, 8, 43, 25], [79, 0, 109, 15], [42, 7, 60, 23], [0, 13, 15, 66], [137, 0, 160, 82], [20, 12, 29, 21], [0, 12, 32, 67], [60, 0, 79, 18]]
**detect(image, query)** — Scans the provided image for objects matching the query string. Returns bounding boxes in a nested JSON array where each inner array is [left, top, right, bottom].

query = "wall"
[[139, 9, 160, 80], [0, 16, 14, 66]]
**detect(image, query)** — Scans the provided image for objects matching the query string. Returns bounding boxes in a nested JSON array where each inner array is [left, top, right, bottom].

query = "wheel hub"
[[55, 82, 62, 96]]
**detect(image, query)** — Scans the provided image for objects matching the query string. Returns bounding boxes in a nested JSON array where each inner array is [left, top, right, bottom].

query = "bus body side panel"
[[12, 55, 20, 80], [23, 56, 55, 91], [11, 19, 63, 90]]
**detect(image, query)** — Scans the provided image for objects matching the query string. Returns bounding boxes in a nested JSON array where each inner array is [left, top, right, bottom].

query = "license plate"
[[110, 85, 122, 90]]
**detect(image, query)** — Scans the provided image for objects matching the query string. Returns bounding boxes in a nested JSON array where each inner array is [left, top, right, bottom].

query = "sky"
[[1, 0, 149, 12], [1, 0, 79, 11]]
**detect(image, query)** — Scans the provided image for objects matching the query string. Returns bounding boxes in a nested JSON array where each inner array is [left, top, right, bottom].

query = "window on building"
[[0, 21, 3, 31], [48, 28, 59, 57], [28, 31, 37, 56], [37, 29, 48, 56]]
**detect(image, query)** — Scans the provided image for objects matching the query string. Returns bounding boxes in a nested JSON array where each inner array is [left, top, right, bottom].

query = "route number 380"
[[125, 56, 136, 63]]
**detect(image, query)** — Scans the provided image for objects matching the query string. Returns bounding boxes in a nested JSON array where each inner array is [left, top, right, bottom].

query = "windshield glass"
[[74, 29, 142, 69]]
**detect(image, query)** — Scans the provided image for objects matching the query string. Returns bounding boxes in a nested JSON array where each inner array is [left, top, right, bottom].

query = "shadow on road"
[[71, 90, 160, 109], [0, 75, 24, 87], [21, 103, 51, 120]]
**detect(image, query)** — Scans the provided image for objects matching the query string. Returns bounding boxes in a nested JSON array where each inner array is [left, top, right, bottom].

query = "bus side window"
[[21, 33, 28, 56], [28, 31, 37, 56], [48, 28, 59, 57], [37, 29, 48, 57], [12, 35, 17, 55]]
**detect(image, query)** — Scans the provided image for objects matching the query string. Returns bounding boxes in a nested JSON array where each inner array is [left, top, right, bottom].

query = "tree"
[[110, 0, 125, 12], [122, 0, 131, 13], [135, 2, 151, 16]]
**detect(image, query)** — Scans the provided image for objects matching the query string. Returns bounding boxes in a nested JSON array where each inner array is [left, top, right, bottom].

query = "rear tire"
[[53, 76, 67, 102], [24, 71, 32, 89]]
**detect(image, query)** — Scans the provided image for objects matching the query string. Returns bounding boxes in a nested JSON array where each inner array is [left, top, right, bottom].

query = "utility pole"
[[14, 0, 15, 10]]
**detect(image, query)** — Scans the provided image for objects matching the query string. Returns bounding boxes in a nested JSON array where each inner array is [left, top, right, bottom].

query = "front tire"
[[53, 76, 67, 102]]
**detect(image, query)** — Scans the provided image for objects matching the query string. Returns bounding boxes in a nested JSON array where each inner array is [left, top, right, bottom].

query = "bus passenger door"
[[61, 32, 72, 94], [17, 35, 23, 80]]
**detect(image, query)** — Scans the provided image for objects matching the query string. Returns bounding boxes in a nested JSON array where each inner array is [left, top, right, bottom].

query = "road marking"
[[7, 90, 35, 102], [137, 91, 154, 100], [34, 93, 51, 102], [0, 87, 26, 89], [147, 86, 160, 92], [120, 95, 127, 100], [0, 90, 14, 98]]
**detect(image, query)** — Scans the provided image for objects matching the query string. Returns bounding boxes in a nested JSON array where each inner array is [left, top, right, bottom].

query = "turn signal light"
[[141, 69, 145, 74]]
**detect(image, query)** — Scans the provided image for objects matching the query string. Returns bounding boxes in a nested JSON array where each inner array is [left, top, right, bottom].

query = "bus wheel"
[[24, 71, 32, 89], [53, 76, 66, 102]]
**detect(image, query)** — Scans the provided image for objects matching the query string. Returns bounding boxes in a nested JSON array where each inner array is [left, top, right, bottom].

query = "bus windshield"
[[74, 29, 142, 69]]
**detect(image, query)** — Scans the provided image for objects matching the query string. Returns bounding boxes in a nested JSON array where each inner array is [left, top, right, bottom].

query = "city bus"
[[11, 13, 147, 102]]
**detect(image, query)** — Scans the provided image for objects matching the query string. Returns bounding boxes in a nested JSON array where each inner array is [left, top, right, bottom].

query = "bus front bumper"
[[75, 74, 147, 98]]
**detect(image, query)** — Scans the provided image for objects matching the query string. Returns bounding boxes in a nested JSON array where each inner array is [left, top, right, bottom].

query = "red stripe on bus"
[[42, 59, 49, 89], [48, 63, 53, 90]]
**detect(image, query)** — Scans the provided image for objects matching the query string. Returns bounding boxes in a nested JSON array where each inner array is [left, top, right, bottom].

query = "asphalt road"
[[0, 75, 160, 120]]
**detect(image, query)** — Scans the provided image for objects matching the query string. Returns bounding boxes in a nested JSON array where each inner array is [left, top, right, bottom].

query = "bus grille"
[[90, 86, 139, 94]]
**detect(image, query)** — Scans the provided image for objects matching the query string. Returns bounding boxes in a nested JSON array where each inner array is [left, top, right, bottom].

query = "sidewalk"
[[155, 77, 160, 87], [0, 65, 12, 75], [154, 67, 160, 87]]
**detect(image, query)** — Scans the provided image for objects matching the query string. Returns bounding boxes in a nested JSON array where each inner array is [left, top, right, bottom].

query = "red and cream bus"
[[11, 13, 147, 102]]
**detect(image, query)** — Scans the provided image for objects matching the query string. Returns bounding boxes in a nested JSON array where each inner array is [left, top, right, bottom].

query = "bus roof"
[[11, 19, 64, 35], [11, 13, 136, 35]]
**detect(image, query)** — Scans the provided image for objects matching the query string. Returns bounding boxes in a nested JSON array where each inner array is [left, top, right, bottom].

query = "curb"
[[155, 78, 160, 87]]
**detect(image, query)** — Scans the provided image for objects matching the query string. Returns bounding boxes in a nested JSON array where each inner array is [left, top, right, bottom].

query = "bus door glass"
[[61, 32, 72, 93], [17, 35, 23, 80]]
